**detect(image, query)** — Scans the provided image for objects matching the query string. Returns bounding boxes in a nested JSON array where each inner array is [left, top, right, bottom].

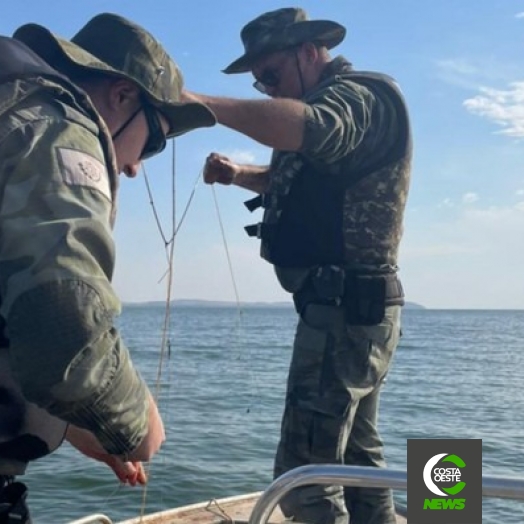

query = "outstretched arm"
[[181, 90, 306, 152]]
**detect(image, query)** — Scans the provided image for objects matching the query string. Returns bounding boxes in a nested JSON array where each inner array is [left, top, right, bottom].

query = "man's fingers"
[[135, 462, 148, 485], [105, 457, 148, 486], [204, 153, 234, 185]]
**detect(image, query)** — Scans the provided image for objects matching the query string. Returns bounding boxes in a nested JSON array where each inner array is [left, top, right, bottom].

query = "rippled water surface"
[[23, 306, 524, 523]]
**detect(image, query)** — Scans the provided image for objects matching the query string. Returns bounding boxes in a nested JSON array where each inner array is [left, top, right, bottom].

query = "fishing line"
[[143, 166, 202, 254], [100, 483, 125, 512], [137, 149, 209, 518], [137, 142, 181, 519], [127, 148, 263, 518], [210, 186, 262, 414], [211, 186, 241, 306], [146, 167, 203, 284], [133, 149, 205, 519]]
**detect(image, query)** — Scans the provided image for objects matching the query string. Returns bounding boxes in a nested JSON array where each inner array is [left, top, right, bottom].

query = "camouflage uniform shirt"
[[0, 59, 149, 472]]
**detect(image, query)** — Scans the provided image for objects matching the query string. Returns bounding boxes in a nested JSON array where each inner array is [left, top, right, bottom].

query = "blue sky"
[[3, 1, 524, 309]]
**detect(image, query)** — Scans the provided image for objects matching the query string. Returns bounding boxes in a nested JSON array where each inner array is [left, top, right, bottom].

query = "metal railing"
[[67, 514, 113, 524], [248, 464, 524, 524]]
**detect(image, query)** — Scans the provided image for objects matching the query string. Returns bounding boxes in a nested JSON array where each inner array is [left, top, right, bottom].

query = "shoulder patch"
[[56, 147, 111, 201]]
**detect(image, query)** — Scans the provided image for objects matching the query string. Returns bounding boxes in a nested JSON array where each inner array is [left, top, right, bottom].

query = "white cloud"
[[435, 58, 483, 90], [436, 57, 523, 94], [462, 192, 478, 204], [516, 12, 524, 18], [438, 198, 454, 208], [437, 58, 479, 77], [516, 189, 524, 196], [223, 149, 257, 164], [463, 82, 524, 137]]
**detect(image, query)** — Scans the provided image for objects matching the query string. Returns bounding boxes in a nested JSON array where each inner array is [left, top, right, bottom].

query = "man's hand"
[[203, 152, 239, 185], [65, 425, 147, 486]]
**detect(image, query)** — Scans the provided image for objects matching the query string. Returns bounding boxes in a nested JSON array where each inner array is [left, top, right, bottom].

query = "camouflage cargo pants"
[[274, 304, 401, 524]]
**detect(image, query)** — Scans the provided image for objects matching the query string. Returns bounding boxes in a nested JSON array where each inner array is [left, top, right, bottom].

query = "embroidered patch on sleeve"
[[57, 147, 111, 201]]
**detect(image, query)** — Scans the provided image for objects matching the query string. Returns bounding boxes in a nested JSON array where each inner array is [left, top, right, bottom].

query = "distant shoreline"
[[124, 299, 426, 309]]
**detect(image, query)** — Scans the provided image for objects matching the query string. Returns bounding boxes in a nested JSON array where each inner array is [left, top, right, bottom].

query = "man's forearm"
[[184, 92, 306, 151], [233, 164, 270, 194]]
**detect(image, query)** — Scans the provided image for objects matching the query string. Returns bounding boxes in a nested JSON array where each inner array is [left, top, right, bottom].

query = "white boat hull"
[[115, 491, 407, 524]]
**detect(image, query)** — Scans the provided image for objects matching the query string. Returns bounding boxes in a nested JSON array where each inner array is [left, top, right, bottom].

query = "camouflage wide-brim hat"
[[224, 7, 346, 74], [13, 13, 216, 138]]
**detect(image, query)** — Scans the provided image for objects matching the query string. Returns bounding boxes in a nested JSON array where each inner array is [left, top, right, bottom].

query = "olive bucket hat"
[[13, 13, 216, 138], [223, 7, 346, 74]]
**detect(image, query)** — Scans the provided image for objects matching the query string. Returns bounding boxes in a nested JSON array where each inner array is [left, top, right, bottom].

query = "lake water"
[[22, 306, 524, 523]]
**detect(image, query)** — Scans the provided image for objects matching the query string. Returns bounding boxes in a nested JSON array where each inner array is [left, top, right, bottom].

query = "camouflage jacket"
[[248, 56, 412, 292], [0, 37, 149, 472]]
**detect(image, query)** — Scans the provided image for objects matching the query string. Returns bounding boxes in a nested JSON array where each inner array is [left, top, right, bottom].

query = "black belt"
[[293, 267, 404, 326]]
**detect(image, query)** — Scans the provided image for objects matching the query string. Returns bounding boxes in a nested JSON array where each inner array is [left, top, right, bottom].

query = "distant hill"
[[125, 299, 425, 309], [404, 301, 426, 309], [127, 299, 293, 308]]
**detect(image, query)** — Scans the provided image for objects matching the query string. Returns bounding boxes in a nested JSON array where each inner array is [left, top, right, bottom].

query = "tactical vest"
[[0, 36, 117, 472], [245, 71, 411, 270]]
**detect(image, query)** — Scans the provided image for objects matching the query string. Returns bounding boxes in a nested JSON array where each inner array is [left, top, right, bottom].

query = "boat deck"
[[117, 492, 407, 524]]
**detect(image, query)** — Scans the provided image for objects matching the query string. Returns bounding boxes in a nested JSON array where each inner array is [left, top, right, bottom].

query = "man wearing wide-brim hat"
[[0, 12, 215, 520], [182, 7, 412, 524]]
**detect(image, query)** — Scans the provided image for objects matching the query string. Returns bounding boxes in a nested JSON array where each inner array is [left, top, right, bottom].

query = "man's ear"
[[304, 42, 319, 64], [108, 79, 140, 111]]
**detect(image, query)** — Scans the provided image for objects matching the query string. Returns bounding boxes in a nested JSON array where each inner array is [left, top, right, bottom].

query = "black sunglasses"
[[112, 102, 167, 161], [253, 68, 280, 94], [140, 104, 167, 160], [252, 47, 301, 94]]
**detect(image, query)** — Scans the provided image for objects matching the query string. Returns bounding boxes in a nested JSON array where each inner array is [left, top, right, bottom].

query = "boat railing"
[[67, 514, 113, 524], [247, 464, 524, 524]]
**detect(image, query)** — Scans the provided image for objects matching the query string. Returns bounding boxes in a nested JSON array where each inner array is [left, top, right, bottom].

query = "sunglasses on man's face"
[[253, 68, 281, 94], [140, 104, 167, 160], [252, 48, 300, 94]]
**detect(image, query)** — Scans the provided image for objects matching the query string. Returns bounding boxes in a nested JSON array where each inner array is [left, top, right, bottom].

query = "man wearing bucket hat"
[[182, 7, 411, 524], [0, 12, 215, 522]]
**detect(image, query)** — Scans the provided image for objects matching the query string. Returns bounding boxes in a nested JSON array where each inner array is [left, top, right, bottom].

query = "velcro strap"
[[244, 222, 274, 239], [244, 195, 262, 212], [243, 193, 288, 212], [244, 223, 260, 237]]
